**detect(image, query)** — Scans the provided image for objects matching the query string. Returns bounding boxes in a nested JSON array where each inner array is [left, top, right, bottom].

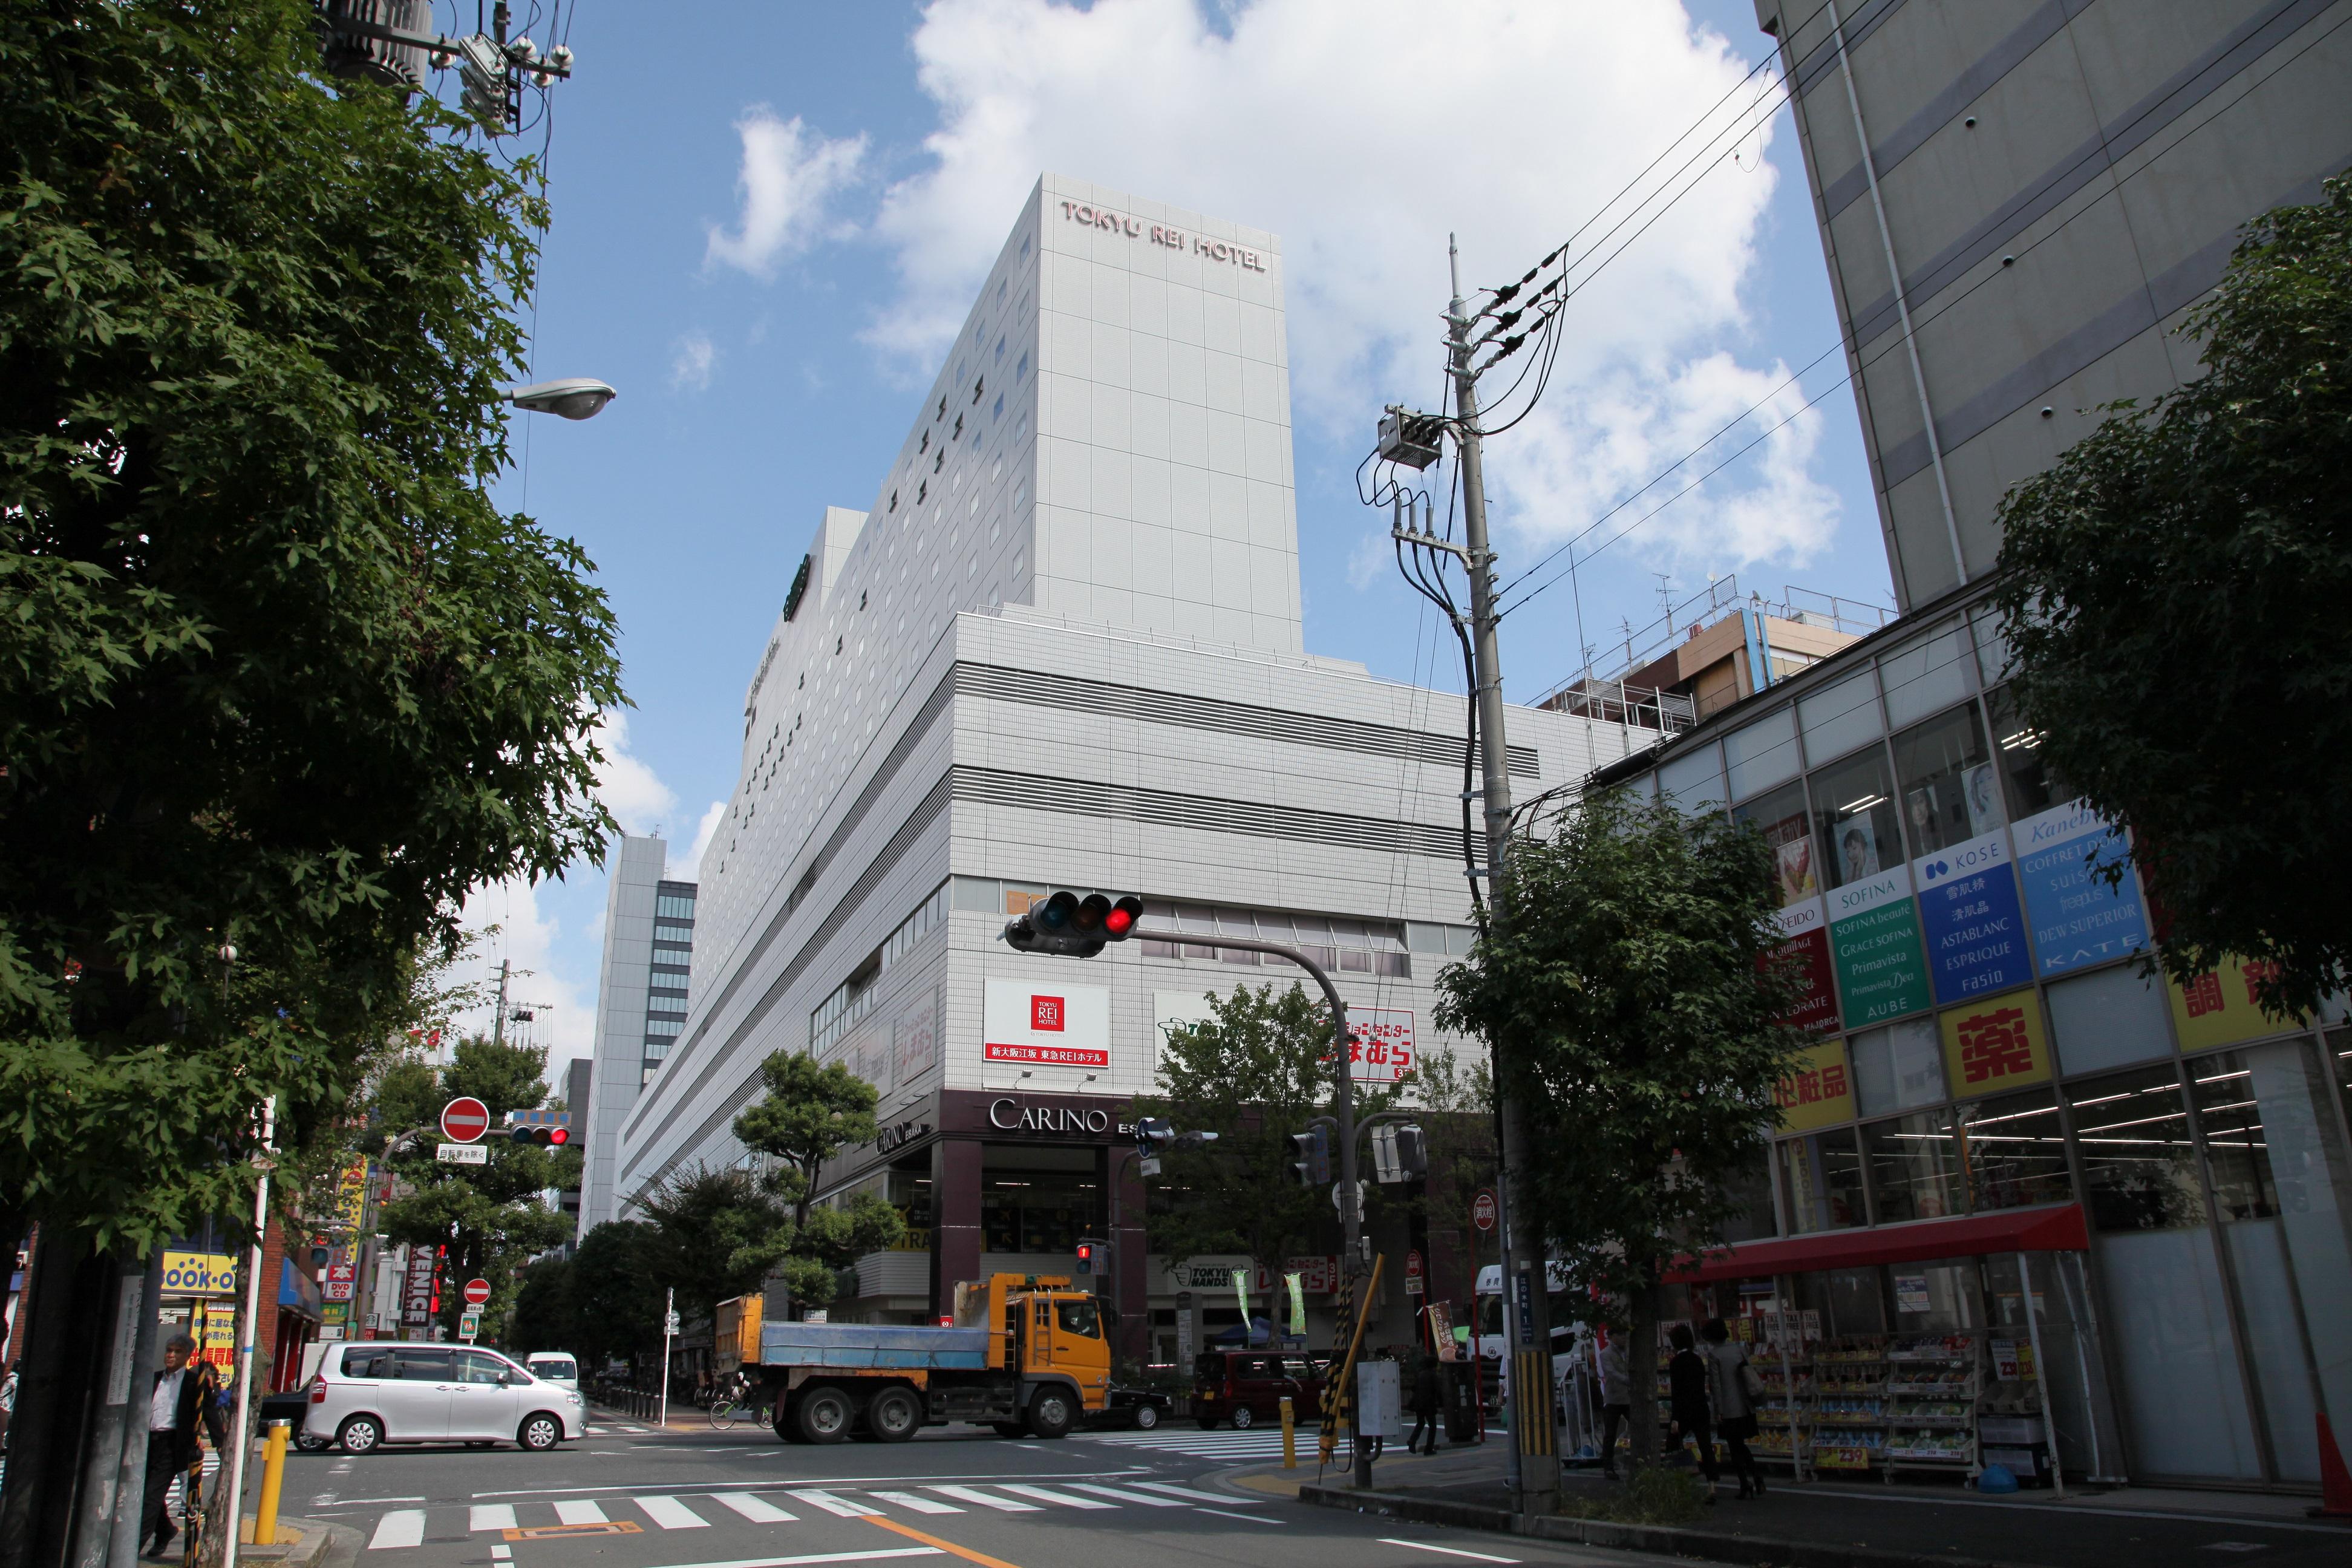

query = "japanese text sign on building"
[[1344, 1008, 1417, 1083], [2167, 955, 2299, 1053], [1937, 988, 2053, 1093], [983, 978, 1109, 1067], [1774, 1038, 1855, 1133]]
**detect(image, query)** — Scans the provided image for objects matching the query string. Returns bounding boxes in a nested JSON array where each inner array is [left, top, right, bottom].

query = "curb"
[[232, 1515, 362, 1568], [1296, 1484, 2046, 1568]]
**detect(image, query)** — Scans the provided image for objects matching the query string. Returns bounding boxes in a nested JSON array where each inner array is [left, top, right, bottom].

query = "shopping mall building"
[[599, 174, 1655, 1365], [1592, 1, 2352, 1494]]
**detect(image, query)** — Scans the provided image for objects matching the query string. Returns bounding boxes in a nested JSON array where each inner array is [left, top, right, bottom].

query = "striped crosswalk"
[[1079, 1428, 1299, 1460], [361, 1478, 1262, 1549]]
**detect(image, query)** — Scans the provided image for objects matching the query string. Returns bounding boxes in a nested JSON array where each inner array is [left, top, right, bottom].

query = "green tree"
[[727, 1052, 904, 1314], [509, 1256, 575, 1357], [635, 1164, 794, 1328], [0, 0, 622, 1261], [1139, 982, 1392, 1302], [376, 1037, 580, 1340], [569, 1220, 670, 1373], [1994, 175, 2352, 1018], [1436, 791, 1802, 1465]]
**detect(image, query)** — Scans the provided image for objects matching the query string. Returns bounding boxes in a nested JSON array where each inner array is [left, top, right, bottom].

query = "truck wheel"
[[795, 1385, 855, 1445], [1230, 1405, 1256, 1429], [1027, 1387, 1076, 1440], [867, 1386, 922, 1444]]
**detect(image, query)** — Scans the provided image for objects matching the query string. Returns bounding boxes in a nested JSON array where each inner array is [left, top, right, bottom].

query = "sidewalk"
[[1240, 1437, 2348, 1568]]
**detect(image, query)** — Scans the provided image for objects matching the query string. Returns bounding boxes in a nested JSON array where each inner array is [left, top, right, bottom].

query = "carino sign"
[[988, 1098, 1114, 1135]]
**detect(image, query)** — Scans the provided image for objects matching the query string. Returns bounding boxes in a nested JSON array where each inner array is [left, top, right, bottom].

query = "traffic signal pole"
[[1446, 235, 1559, 1512]]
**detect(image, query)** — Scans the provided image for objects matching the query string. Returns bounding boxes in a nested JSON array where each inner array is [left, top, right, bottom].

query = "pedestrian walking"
[[1666, 1324, 1717, 1499], [1405, 1353, 1442, 1455], [1699, 1318, 1765, 1498], [1596, 1331, 1632, 1478], [141, 1333, 227, 1559]]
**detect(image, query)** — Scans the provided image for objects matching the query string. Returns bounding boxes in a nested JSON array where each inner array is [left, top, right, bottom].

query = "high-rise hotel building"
[[608, 175, 1654, 1357]]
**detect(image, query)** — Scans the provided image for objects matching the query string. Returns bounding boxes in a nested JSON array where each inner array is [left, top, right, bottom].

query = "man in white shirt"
[[140, 1334, 221, 1560]]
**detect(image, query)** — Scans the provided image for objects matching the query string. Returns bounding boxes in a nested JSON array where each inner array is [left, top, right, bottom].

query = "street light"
[[506, 377, 616, 421]]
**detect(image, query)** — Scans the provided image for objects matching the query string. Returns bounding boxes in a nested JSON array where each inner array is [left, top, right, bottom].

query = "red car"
[[1192, 1350, 1324, 1429]]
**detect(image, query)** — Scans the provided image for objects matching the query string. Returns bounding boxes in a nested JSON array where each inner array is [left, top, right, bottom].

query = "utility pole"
[[491, 958, 510, 1048], [1445, 234, 1559, 1513]]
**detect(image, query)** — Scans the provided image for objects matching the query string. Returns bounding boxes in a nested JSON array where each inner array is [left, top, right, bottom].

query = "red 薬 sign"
[[1472, 1190, 1498, 1232], [463, 1278, 491, 1307], [440, 1097, 491, 1143]]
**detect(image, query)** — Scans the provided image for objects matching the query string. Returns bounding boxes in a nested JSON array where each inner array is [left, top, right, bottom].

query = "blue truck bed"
[[757, 1321, 995, 1371]]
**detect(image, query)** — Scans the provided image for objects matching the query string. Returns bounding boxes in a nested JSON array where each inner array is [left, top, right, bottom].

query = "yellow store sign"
[[161, 1251, 239, 1297], [1774, 1038, 1856, 1132], [2167, 958, 2302, 1054], [1939, 988, 2053, 1094]]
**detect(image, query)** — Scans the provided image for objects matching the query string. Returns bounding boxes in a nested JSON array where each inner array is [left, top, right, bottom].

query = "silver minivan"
[[304, 1344, 584, 1453]]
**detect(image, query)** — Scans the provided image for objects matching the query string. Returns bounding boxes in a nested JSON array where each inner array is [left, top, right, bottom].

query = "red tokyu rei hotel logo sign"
[[985, 979, 1108, 1067]]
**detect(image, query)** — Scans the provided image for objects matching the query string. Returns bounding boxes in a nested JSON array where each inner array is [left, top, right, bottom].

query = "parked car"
[[1085, 1385, 1171, 1431], [1192, 1350, 1323, 1430], [304, 1343, 584, 1454], [523, 1351, 580, 1393]]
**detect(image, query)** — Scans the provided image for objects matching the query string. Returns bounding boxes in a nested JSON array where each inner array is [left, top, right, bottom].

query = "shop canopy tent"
[[1668, 1202, 2088, 1282]]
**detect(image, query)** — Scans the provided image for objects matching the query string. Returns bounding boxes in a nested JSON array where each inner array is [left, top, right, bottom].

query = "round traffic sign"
[[440, 1097, 491, 1144], [1472, 1189, 1498, 1232], [463, 1278, 491, 1306]]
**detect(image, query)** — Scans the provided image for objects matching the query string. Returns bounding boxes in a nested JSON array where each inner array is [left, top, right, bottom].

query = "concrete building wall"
[[1760, 0, 2352, 608], [579, 834, 668, 1236]]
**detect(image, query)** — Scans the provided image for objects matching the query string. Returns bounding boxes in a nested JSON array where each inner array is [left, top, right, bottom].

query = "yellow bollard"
[[1280, 1395, 1297, 1469], [250, 1419, 289, 1544]]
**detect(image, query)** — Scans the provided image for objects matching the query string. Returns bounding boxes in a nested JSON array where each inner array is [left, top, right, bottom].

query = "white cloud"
[[860, 0, 1831, 572], [451, 879, 596, 1085], [705, 109, 869, 278], [592, 708, 678, 838], [670, 332, 716, 392], [676, 799, 727, 881]]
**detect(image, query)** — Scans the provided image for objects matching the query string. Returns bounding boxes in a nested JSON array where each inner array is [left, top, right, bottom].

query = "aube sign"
[[1058, 200, 1270, 273]]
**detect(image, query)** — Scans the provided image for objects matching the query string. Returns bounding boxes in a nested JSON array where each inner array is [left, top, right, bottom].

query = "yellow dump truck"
[[736, 1273, 1112, 1443]]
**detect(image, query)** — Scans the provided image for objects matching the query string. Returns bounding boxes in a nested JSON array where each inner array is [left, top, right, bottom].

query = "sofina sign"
[[1828, 868, 1932, 1028], [1913, 831, 2033, 1005], [2013, 800, 2148, 974]]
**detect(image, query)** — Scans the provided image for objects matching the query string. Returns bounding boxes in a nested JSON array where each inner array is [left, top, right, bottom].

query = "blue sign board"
[[1914, 831, 2034, 1005], [2013, 801, 2149, 975]]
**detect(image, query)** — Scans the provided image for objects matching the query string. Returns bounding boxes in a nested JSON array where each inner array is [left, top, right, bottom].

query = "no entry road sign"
[[1472, 1189, 1498, 1232], [440, 1097, 491, 1144], [463, 1278, 491, 1307]]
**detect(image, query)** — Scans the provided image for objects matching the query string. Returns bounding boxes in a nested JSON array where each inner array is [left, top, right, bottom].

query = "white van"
[[523, 1351, 579, 1392], [304, 1343, 584, 1453]]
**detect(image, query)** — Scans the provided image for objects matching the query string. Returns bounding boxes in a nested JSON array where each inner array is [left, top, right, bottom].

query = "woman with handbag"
[[1700, 1318, 1766, 1498]]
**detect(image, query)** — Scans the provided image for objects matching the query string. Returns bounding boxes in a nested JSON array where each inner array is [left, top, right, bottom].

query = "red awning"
[[1669, 1203, 2088, 1282]]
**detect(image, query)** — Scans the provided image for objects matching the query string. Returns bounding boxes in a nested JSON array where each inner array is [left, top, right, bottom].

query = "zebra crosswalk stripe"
[[468, 1504, 517, 1532], [1065, 1483, 1188, 1507], [552, 1499, 609, 1525], [712, 1492, 797, 1522], [993, 1484, 1115, 1509], [923, 1485, 1036, 1512], [636, 1495, 708, 1529], [789, 1489, 880, 1518], [368, 1511, 425, 1550], [867, 1490, 961, 1515]]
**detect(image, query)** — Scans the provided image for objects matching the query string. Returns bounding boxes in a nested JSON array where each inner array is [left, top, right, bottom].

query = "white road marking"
[[993, 1484, 1115, 1509], [1196, 1508, 1283, 1524], [788, 1489, 880, 1518], [1131, 1482, 1258, 1504], [867, 1491, 961, 1515], [1065, 1483, 1187, 1507], [469, 1504, 518, 1532], [639, 1496, 711, 1529], [923, 1486, 1036, 1512], [625, 1552, 939, 1568], [553, 1498, 610, 1524], [712, 1493, 798, 1523], [367, 1511, 425, 1550], [1380, 1541, 1520, 1563]]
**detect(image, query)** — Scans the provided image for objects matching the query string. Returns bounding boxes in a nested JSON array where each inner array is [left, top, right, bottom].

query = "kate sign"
[[983, 979, 1109, 1067]]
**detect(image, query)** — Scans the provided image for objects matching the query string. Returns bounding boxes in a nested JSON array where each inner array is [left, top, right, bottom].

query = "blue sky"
[[452, 0, 1901, 1076]]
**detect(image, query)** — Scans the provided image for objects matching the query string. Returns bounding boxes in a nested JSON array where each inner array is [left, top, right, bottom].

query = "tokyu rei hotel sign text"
[[984, 979, 1111, 1067], [1060, 200, 1270, 273]]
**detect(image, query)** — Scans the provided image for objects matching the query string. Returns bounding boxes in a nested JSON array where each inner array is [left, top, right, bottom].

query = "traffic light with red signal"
[[504, 1110, 573, 1149], [1074, 1237, 1105, 1276], [1002, 891, 1145, 958]]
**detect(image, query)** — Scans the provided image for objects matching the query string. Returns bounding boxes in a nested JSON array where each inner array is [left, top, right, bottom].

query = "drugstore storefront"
[[1607, 595, 2352, 1492]]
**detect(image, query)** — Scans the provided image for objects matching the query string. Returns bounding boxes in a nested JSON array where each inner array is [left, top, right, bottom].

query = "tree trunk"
[[1624, 1270, 1661, 1468], [0, 1227, 113, 1568]]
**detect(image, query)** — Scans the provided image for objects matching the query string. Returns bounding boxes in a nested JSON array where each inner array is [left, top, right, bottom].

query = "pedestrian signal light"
[[1074, 1238, 1106, 1276], [1004, 891, 1146, 958], [1290, 1127, 1330, 1188]]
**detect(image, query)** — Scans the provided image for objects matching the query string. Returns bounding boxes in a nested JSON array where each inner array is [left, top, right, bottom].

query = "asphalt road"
[[287, 1408, 1659, 1568]]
